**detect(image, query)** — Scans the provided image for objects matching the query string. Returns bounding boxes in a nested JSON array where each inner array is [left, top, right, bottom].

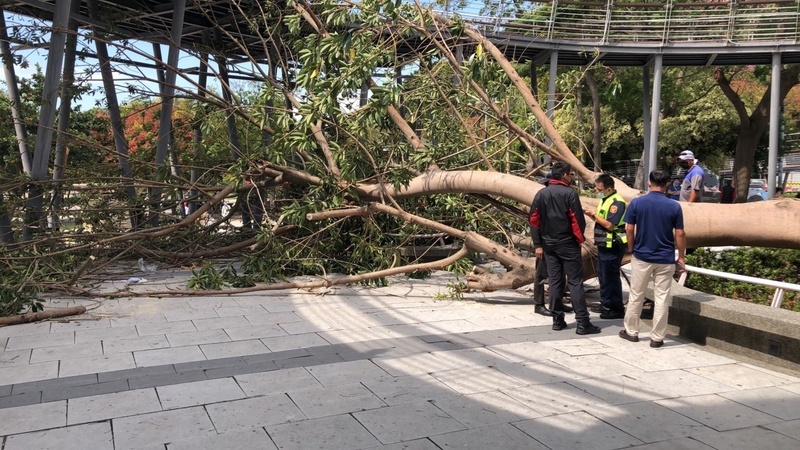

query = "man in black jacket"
[[529, 162, 600, 334]]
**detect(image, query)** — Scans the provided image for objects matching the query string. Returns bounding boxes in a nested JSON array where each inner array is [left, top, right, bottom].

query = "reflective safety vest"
[[594, 191, 628, 248]]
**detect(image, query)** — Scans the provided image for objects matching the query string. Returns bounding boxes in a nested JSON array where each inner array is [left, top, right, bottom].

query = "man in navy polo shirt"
[[619, 170, 686, 348]]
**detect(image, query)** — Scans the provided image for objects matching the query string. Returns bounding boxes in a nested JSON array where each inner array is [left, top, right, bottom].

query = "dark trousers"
[[544, 243, 589, 322], [533, 257, 548, 306], [597, 246, 625, 312]]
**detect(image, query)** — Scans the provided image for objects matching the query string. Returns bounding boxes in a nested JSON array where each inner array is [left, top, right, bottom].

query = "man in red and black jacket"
[[529, 162, 601, 335]]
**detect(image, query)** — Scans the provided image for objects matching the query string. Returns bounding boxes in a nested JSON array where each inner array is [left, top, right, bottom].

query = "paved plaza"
[[1, 269, 799, 449]]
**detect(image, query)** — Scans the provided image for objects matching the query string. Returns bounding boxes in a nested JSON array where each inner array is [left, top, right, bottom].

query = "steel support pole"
[[0, 12, 32, 175], [641, 64, 651, 189], [767, 53, 781, 198], [90, 0, 139, 229], [647, 55, 663, 189], [51, 0, 81, 230], [23, 0, 72, 240]]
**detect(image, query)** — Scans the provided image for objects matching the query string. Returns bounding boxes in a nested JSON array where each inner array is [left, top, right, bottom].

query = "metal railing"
[[436, 0, 800, 45], [678, 264, 800, 308]]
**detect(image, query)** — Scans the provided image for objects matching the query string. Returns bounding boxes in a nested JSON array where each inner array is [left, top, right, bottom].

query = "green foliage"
[[186, 262, 226, 290], [685, 248, 800, 311]]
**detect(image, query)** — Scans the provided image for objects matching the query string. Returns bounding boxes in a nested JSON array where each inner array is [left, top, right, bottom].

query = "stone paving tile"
[[97, 364, 176, 383], [288, 383, 387, 419], [0, 349, 31, 367], [4, 421, 113, 450], [199, 339, 270, 360], [224, 324, 288, 341], [42, 379, 130, 403], [503, 381, 607, 416], [192, 315, 251, 331], [102, 334, 170, 355], [206, 394, 306, 433], [364, 438, 439, 449], [0, 391, 42, 409], [429, 390, 538, 427], [5, 331, 74, 351], [431, 365, 528, 395], [127, 370, 208, 390], [552, 353, 646, 380], [431, 422, 548, 449], [11, 373, 98, 395], [626, 438, 716, 449], [167, 428, 277, 450], [609, 345, 737, 372], [59, 353, 137, 377], [173, 356, 247, 373], [0, 322, 51, 338], [719, 386, 800, 420], [306, 360, 390, 387], [589, 401, 713, 444], [30, 341, 103, 363], [0, 400, 66, 436], [235, 367, 321, 397], [205, 361, 280, 379], [267, 413, 381, 450], [514, 410, 643, 450], [50, 319, 112, 333], [484, 341, 565, 363], [656, 394, 783, 431], [538, 337, 615, 356], [261, 332, 329, 352], [245, 311, 304, 325], [157, 378, 245, 409], [0, 361, 59, 386], [353, 400, 466, 444], [74, 325, 138, 343], [134, 345, 206, 367], [685, 363, 797, 390], [780, 383, 800, 395], [763, 418, 800, 441], [112, 406, 217, 450], [67, 388, 162, 425], [213, 305, 268, 318], [164, 308, 219, 322], [493, 359, 587, 386], [273, 351, 345, 370], [372, 352, 460, 377], [691, 426, 800, 449], [362, 374, 458, 406], [279, 320, 343, 335], [165, 328, 231, 347], [136, 320, 197, 337], [631, 369, 739, 399], [566, 374, 669, 405], [429, 347, 514, 369]]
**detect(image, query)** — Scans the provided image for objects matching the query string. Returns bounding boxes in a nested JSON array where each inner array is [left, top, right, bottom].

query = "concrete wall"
[[663, 284, 800, 372]]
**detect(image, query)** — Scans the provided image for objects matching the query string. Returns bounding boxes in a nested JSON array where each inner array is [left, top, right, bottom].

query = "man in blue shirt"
[[619, 170, 686, 348], [677, 150, 704, 202]]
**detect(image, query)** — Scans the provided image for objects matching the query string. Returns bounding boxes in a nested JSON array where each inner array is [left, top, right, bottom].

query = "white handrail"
[[678, 264, 800, 308]]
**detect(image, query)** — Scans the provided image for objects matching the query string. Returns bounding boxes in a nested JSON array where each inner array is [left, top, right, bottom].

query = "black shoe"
[[552, 316, 567, 331], [650, 339, 664, 348], [561, 304, 573, 313], [600, 309, 625, 320], [534, 304, 551, 316], [590, 304, 609, 314], [619, 330, 639, 342], [576, 321, 601, 335]]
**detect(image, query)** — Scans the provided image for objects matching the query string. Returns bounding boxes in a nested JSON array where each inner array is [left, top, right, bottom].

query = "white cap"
[[677, 150, 695, 161]]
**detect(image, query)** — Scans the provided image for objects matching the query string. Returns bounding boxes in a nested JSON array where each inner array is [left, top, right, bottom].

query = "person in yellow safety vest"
[[584, 173, 628, 319]]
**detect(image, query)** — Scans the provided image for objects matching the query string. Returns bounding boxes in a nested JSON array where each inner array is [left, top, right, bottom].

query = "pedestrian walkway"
[[1, 269, 799, 449]]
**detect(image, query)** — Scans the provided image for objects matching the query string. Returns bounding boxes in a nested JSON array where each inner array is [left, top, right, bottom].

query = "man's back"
[[530, 182, 585, 248], [625, 192, 683, 264]]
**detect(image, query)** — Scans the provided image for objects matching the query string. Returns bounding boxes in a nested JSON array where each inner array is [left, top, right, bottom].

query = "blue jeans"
[[597, 246, 625, 312]]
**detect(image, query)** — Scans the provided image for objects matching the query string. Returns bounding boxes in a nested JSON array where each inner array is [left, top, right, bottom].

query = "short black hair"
[[776, 187, 784, 193], [551, 162, 571, 180], [595, 173, 614, 189], [649, 170, 671, 187]]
